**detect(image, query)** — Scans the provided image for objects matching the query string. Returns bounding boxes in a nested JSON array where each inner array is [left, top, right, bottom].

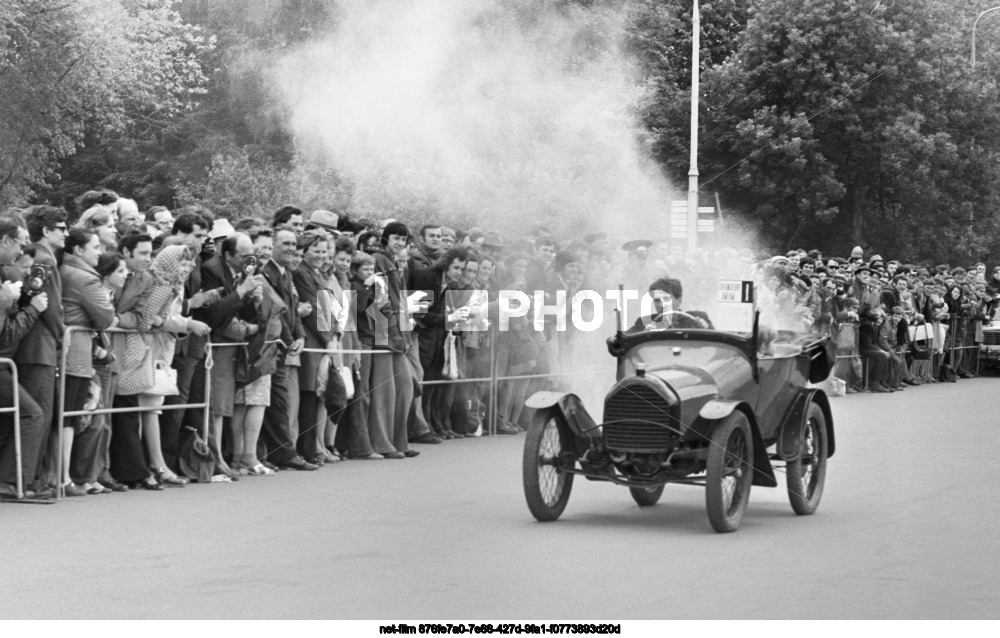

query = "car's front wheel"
[[786, 402, 828, 515], [522, 409, 574, 521], [629, 485, 665, 507], [705, 411, 754, 533]]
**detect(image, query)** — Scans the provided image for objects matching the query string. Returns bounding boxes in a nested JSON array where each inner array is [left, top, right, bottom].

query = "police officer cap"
[[622, 239, 653, 253]]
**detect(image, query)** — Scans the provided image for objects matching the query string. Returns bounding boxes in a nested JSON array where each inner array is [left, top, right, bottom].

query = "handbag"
[[147, 359, 179, 396], [442, 331, 459, 380], [909, 324, 931, 361], [341, 365, 355, 399]]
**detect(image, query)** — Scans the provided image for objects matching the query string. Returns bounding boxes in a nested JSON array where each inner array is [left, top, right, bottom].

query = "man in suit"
[[200, 232, 263, 474], [158, 211, 220, 471], [260, 227, 314, 470], [17, 207, 67, 494]]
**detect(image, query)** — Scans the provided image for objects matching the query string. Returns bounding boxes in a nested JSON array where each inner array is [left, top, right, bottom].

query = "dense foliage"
[[4, 0, 1000, 262]]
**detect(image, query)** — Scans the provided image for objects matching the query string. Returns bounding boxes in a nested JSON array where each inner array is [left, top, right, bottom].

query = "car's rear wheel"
[[522, 409, 574, 521], [705, 411, 754, 533], [786, 402, 828, 515], [630, 485, 665, 507]]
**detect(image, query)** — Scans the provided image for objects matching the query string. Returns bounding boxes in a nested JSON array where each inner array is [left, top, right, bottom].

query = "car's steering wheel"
[[649, 310, 708, 328]]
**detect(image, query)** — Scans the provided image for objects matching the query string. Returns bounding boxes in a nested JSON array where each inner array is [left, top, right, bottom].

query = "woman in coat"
[[119, 243, 210, 483], [60, 228, 117, 496], [293, 231, 336, 465]]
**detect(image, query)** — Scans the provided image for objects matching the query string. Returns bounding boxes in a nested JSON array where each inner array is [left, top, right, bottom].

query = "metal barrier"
[[55, 326, 217, 500], [0, 358, 23, 499]]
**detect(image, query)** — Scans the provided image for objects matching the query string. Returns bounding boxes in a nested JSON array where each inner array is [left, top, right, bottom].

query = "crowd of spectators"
[[756, 248, 997, 393], [0, 189, 995, 500]]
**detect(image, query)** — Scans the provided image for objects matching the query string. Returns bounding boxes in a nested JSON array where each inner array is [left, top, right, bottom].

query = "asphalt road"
[[2, 378, 998, 619]]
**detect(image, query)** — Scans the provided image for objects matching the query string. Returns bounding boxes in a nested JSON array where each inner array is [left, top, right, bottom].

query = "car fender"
[[777, 388, 836, 461], [696, 403, 777, 488], [525, 391, 600, 441]]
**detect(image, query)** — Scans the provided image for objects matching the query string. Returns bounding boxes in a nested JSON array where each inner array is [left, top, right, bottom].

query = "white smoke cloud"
[[274, 0, 676, 234]]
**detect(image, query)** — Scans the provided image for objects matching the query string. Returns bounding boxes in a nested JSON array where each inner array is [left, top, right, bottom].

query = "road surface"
[[2, 378, 998, 619]]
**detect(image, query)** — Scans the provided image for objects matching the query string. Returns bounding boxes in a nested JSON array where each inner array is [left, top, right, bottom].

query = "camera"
[[242, 254, 259, 278], [25, 264, 51, 296]]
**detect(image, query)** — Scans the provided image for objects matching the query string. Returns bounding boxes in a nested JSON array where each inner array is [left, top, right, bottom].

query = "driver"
[[628, 277, 713, 333]]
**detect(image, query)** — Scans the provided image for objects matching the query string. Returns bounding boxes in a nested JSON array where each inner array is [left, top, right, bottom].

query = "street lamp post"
[[972, 5, 1000, 68], [687, 0, 700, 252]]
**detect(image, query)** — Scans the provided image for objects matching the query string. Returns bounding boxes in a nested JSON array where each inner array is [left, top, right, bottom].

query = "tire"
[[522, 409, 575, 521], [705, 411, 754, 533], [786, 402, 828, 515], [630, 485, 665, 507]]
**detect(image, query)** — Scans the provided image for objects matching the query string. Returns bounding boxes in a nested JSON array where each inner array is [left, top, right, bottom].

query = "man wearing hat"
[[851, 264, 881, 315], [209, 218, 235, 255], [307, 209, 340, 234]]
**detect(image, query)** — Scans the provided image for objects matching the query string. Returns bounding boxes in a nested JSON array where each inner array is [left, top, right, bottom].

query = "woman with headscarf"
[[117, 242, 211, 484]]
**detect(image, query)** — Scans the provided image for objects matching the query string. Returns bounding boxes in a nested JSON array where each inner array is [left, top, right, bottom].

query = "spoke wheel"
[[705, 411, 754, 533], [630, 485, 665, 507], [786, 402, 828, 515], [522, 409, 574, 522]]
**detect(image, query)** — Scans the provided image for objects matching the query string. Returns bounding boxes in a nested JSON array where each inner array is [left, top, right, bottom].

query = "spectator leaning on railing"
[[0, 216, 48, 500], [16, 206, 67, 497]]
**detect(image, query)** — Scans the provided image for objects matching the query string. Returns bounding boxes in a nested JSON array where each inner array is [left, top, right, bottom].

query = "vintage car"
[[521, 312, 836, 533]]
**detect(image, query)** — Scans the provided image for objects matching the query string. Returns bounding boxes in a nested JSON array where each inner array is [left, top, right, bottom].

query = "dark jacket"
[[199, 254, 254, 338], [410, 266, 454, 373], [293, 261, 335, 392], [373, 248, 406, 353], [262, 258, 304, 350], [15, 242, 63, 366]]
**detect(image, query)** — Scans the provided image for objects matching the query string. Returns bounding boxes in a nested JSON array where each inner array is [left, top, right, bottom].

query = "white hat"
[[210, 218, 235, 240]]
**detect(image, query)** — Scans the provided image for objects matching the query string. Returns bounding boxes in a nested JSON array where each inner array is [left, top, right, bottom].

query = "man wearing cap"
[[851, 264, 882, 316]]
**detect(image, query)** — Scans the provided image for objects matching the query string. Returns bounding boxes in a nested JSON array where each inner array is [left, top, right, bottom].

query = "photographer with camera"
[[200, 232, 264, 479], [0, 216, 48, 499], [13, 206, 67, 497]]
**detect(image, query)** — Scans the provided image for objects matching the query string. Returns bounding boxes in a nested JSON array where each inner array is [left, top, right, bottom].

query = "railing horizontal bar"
[[63, 402, 207, 418]]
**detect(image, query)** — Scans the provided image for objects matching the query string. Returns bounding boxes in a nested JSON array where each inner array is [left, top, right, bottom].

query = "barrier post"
[[488, 327, 497, 436], [55, 326, 73, 500], [0, 358, 23, 499]]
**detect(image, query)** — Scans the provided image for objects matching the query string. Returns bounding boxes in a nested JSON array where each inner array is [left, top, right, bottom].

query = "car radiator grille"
[[603, 385, 678, 452]]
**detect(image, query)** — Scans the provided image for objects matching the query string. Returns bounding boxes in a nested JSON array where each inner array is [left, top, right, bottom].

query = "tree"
[[698, 0, 1000, 261], [0, 0, 212, 209]]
